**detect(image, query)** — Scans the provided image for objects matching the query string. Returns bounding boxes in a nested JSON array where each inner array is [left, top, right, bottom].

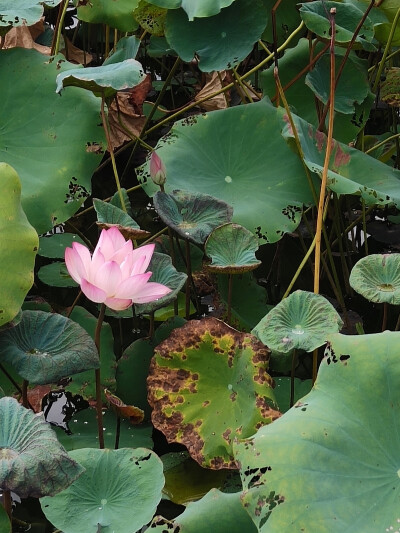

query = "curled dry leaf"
[[104, 389, 144, 424], [4, 19, 50, 55], [108, 88, 149, 148], [195, 71, 230, 111], [61, 36, 93, 65]]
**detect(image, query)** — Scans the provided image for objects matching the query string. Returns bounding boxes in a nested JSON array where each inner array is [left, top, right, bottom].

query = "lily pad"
[[149, 489, 257, 532], [0, 310, 99, 385], [38, 261, 79, 288], [39, 233, 85, 259], [147, 0, 236, 20], [147, 317, 279, 469], [137, 99, 314, 243], [56, 58, 146, 98], [299, 1, 375, 51], [164, 0, 268, 71], [135, 252, 187, 315], [76, 0, 139, 32], [234, 331, 400, 532], [349, 253, 400, 304], [0, 163, 38, 326], [154, 190, 233, 245], [40, 447, 164, 533], [0, 48, 105, 234], [252, 290, 343, 353], [0, 396, 84, 498], [0, 0, 54, 31], [283, 111, 400, 208], [205, 223, 261, 273]]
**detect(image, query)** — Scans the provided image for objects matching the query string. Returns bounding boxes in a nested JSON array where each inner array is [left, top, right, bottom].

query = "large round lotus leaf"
[[150, 489, 257, 532], [65, 306, 116, 400], [0, 504, 10, 533], [0, 397, 84, 498], [261, 39, 373, 144], [0, 0, 58, 30], [147, 0, 236, 20], [135, 252, 187, 315], [38, 262, 79, 288], [205, 223, 261, 274], [299, 1, 375, 50], [164, 0, 268, 72], [0, 48, 105, 234], [154, 190, 233, 245], [283, 111, 400, 208], [305, 53, 370, 114], [0, 163, 38, 326], [147, 317, 279, 469], [234, 331, 400, 532], [39, 233, 85, 259], [349, 253, 400, 304], [138, 100, 313, 243], [40, 447, 164, 533], [56, 59, 146, 97], [0, 310, 99, 385], [252, 290, 343, 353], [76, 0, 139, 31]]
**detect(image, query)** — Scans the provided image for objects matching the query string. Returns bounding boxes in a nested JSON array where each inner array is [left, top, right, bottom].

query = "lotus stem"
[[394, 311, 400, 332], [115, 417, 121, 450], [312, 347, 319, 384], [227, 274, 233, 325], [66, 290, 82, 319], [290, 349, 298, 408], [94, 304, 106, 449], [168, 229, 179, 316], [2, 489, 12, 521], [372, 6, 400, 92], [22, 380, 29, 409], [382, 302, 388, 332], [51, 0, 68, 57]]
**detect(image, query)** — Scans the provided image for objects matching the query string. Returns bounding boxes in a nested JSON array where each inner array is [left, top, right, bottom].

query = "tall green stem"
[[2, 489, 11, 521], [95, 304, 106, 449]]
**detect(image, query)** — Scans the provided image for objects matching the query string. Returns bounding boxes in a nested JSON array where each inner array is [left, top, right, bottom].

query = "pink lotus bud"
[[149, 151, 166, 186], [65, 227, 171, 311]]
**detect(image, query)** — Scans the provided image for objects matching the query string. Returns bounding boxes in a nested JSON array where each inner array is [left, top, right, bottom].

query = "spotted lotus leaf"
[[153, 190, 233, 245], [147, 317, 279, 469], [234, 331, 400, 532], [0, 397, 84, 498], [349, 253, 400, 305]]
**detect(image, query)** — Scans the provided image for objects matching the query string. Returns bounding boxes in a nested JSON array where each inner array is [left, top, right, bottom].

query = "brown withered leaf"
[[195, 71, 230, 111], [108, 92, 147, 149], [104, 389, 144, 424], [61, 36, 93, 65], [4, 21, 50, 55], [96, 222, 151, 241], [27, 385, 52, 413]]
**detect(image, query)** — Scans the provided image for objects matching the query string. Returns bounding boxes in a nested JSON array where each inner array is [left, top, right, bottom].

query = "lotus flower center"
[[291, 325, 304, 335], [0, 448, 18, 460], [225, 176, 232, 183], [378, 283, 394, 292]]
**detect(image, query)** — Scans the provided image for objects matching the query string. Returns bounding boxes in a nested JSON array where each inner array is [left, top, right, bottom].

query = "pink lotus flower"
[[149, 151, 166, 186], [65, 227, 171, 311]]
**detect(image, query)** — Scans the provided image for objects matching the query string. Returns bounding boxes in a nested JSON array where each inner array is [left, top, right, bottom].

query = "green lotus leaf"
[[150, 489, 257, 532], [0, 48, 105, 234], [0, 0, 49, 30], [40, 447, 164, 533], [0, 502, 10, 533], [39, 233, 85, 259], [56, 59, 146, 97], [252, 290, 343, 353], [299, 1, 375, 50], [234, 331, 400, 532], [349, 253, 400, 304], [162, 451, 229, 504], [217, 273, 273, 331], [273, 376, 313, 413], [38, 262, 79, 288], [205, 223, 261, 274], [138, 100, 314, 243], [283, 111, 400, 208], [135, 252, 187, 315], [262, 0, 301, 47], [76, 0, 139, 31], [147, 317, 279, 469], [0, 163, 38, 326], [154, 190, 233, 245], [65, 306, 116, 400], [0, 310, 99, 385], [147, 0, 236, 20], [104, 35, 140, 64], [305, 53, 371, 114], [54, 407, 153, 451], [0, 397, 84, 498], [134, 1, 167, 35], [93, 198, 151, 240], [261, 39, 374, 143], [164, 0, 268, 71]]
